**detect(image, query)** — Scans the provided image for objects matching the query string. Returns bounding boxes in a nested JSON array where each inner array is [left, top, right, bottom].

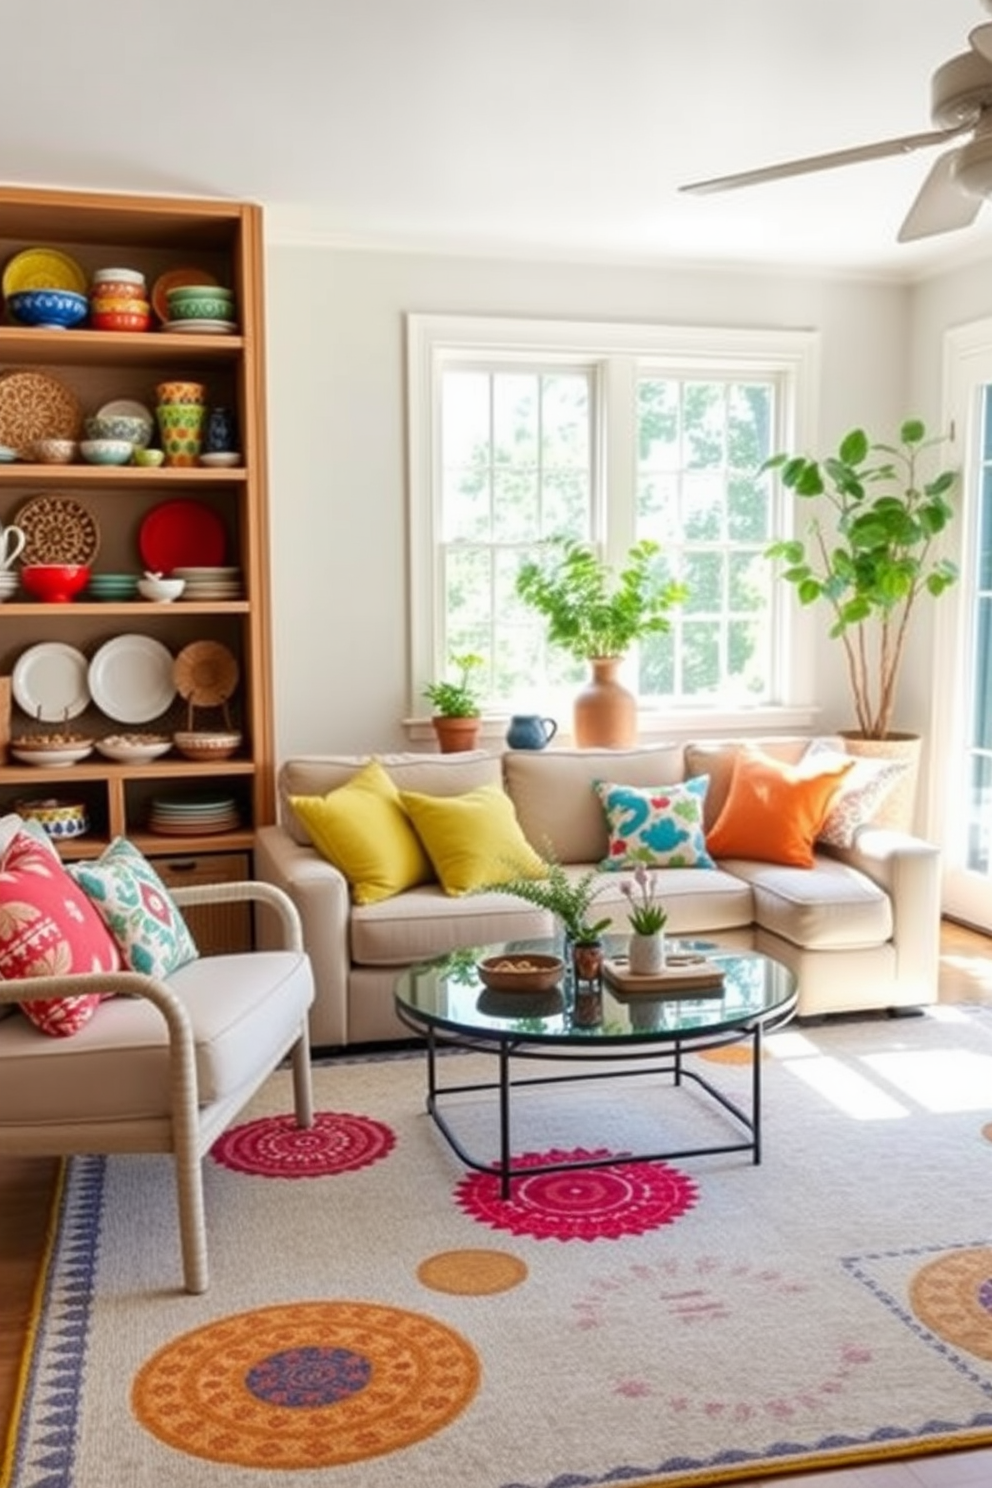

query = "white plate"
[[12, 642, 91, 722], [88, 635, 176, 724], [96, 397, 154, 424], [11, 744, 93, 767], [162, 319, 238, 335], [95, 737, 173, 763]]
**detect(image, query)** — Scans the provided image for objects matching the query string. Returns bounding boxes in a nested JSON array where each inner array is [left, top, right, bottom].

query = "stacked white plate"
[[148, 792, 240, 836], [173, 565, 243, 600], [0, 570, 20, 603]]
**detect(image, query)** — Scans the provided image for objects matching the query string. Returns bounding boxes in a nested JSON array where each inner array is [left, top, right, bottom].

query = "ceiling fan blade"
[[679, 128, 964, 196], [971, 22, 992, 63], [897, 147, 983, 240]]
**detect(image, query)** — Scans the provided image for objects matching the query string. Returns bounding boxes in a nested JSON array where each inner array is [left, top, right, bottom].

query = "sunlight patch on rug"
[[131, 1300, 479, 1468], [454, 1148, 698, 1240], [210, 1110, 396, 1177]]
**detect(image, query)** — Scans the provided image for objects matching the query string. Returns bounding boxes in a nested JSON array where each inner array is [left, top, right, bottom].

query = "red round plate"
[[139, 500, 227, 574]]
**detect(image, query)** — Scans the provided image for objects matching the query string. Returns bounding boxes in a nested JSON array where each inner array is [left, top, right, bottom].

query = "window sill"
[[404, 704, 823, 751]]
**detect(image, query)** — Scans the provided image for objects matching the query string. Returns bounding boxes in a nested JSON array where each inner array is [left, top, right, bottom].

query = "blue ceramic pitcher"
[[505, 714, 557, 750]]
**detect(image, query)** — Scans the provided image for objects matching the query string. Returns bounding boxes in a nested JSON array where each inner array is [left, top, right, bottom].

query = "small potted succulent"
[[422, 652, 485, 753], [620, 857, 668, 976]]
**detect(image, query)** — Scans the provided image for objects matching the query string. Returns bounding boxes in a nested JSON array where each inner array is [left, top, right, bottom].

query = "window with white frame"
[[407, 315, 819, 726]]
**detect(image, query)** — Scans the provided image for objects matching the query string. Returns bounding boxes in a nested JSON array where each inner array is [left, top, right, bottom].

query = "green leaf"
[[900, 418, 925, 444], [838, 428, 869, 465]]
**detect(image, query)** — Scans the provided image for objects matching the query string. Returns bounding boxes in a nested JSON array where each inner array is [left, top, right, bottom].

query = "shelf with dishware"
[[0, 184, 273, 912]]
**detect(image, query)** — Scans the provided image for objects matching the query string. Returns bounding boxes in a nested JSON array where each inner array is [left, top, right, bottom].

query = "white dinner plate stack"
[[174, 566, 243, 600], [148, 792, 240, 836]]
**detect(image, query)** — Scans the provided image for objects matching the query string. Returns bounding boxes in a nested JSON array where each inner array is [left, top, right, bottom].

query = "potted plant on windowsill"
[[422, 652, 485, 753], [763, 418, 959, 826], [514, 537, 687, 748]]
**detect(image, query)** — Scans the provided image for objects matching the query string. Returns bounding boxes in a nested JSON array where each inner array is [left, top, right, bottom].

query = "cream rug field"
[[5, 1005, 992, 1487]]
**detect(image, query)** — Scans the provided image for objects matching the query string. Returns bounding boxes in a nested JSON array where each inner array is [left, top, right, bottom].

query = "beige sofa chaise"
[[254, 740, 941, 1048]]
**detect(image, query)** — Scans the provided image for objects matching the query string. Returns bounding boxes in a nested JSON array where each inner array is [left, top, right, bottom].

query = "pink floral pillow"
[[0, 828, 121, 1037]]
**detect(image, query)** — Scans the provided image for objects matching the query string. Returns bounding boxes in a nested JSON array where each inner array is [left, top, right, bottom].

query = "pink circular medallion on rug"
[[211, 1111, 396, 1177], [454, 1147, 698, 1240]]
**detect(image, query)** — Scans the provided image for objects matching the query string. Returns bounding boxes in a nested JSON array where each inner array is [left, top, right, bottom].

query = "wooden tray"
[[603, 955, 726, 994]]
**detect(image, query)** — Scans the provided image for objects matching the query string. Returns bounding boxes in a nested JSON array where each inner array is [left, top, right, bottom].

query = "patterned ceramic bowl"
[[14, 798, 89, 839], [173, 730, 242, 761], [89, 309, 151, 333], [79, 438, 133, 466], [7, 289, 88, 329], [85, 414, 153, 446], [33, 438, 78, 464]]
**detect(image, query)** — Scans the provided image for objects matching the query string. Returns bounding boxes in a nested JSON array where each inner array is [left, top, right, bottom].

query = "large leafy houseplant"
[[764, 419, 958, 740], [515, 537, 686, 661]]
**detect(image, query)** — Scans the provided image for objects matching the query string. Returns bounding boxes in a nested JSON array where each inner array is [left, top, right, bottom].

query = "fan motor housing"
[[931, 51, 992, 129]]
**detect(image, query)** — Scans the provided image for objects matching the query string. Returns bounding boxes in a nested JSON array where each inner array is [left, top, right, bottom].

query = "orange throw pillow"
[[705, 750, 854, 868]]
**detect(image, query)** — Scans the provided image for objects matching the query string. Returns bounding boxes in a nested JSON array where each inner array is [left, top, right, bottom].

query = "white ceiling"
[[7, 0, 992, 280]]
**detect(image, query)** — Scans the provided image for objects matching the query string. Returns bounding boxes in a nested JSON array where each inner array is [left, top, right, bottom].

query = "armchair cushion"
[[0, 827, 121, 1037], [70, 838, 199, 977]]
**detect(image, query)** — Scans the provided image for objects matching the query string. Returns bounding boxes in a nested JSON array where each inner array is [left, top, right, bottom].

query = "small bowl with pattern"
[[7, 288, 88, 330], [20, 564, 91, 603], [173, 730, 242, 762], [14, 798, 89, 839], [85, 414, 153, 446], [80, 438, 133, 466], [476, 952, 564, 994], [89, 308, 151, 333], [33, 438, 78, 465], [165, 291, 235, 324]]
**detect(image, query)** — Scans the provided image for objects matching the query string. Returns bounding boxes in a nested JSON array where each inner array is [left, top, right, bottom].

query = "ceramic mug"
[[0, 524, 26, 570], [505, 714, 557, 750]]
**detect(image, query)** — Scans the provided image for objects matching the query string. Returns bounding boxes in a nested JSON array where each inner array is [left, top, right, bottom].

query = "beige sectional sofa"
[[254, 740, 941, 1049]]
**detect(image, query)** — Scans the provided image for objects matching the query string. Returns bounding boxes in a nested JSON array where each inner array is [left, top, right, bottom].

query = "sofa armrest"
[[254, 826, 351, 1047], [832, 827, 941, 997]]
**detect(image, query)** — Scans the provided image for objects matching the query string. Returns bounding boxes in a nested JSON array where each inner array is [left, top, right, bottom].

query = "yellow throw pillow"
[[290, 758, 433, 904], [705, 749, 855, 868], [400, 784, 547, 896]]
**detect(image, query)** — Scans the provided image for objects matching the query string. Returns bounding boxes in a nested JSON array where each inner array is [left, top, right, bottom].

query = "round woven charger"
[[15, 493, 100, 565], [173, 640, 239, 706], [0, 370, 82, 458]]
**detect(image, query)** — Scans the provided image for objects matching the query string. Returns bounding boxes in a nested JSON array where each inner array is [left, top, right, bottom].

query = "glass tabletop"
[[394, 936, 797, 1046]]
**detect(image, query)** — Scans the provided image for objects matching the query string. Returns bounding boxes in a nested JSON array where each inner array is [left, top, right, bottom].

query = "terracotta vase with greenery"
[[514, 537, 687, 747]]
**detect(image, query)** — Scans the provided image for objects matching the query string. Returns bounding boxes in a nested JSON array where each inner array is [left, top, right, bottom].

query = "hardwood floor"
[[2, 921, 992, 1485]]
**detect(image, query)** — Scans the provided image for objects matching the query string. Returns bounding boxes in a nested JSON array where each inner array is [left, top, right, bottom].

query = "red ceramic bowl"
[[89, 310, 151, 333], [20, 564, 91, 603]]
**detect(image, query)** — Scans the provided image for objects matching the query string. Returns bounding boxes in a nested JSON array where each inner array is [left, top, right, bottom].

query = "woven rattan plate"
[[15, 493, 100, 565], [173, 641, 239, 707], [0, 371, 82, 458]]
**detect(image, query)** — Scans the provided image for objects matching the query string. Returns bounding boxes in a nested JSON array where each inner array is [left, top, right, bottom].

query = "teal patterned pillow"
[[594, 776, 715, 869], [70, 839, 198, 977]]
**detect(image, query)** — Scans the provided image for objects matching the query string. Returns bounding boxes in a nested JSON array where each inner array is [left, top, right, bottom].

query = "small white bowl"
[[199, 451, 240, 468], [137, 577, 185, 602], [80, 438, 133, 466]]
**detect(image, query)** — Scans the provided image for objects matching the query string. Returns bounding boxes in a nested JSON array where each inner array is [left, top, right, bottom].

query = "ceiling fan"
[[679, 1, 992, 242]]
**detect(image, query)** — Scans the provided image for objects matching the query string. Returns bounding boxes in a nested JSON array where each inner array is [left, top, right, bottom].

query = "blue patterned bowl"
[[7, 289, 88, 330]]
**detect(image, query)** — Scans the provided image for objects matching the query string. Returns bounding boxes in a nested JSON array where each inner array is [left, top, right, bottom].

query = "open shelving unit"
[[0, 186, 274, 949]]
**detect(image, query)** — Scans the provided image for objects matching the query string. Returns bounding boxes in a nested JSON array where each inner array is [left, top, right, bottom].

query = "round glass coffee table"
[[394, 936, 797, 1197]]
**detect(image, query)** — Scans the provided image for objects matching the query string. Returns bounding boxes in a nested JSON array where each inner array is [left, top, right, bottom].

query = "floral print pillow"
[[594, 776, 715, 869], [70, 839, 198, 978]]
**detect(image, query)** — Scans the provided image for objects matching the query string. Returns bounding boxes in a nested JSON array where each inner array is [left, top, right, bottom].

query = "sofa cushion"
[[279, 751, 502, 845], [400, 784, 547, 895], [504, 745, 686, 864], [69, 838, 199, 976], [594, 775, 715, 869], [722, 855, 892, 950], [801, 739, 909, 848], [0, 949, 313, 1123], [289, 759, 433, 904], [706, 749, 854, 868], [0, 827, 121, 1038], [684, 737, 830, 831]]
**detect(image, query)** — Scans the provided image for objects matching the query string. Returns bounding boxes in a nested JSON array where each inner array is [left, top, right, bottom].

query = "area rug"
[[5, 1005, 992, 1487]]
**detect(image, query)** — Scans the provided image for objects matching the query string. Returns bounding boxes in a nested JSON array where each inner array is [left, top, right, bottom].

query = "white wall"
[[264, 243, 912, 760]]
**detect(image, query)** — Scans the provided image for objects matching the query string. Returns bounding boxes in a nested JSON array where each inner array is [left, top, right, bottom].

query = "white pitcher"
[[0, 525, 25, 570]]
